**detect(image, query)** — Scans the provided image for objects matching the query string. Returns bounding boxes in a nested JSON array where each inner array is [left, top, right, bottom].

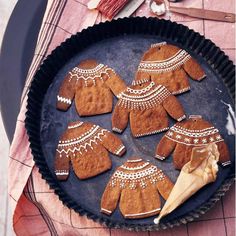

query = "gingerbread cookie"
[[55, 121, 126, 180], [101, 158, 174, 219], [112, 79, 186, 137], [155, 115, 231, 169], [57, 59, 126, 116], [133, 42, 206, 94]]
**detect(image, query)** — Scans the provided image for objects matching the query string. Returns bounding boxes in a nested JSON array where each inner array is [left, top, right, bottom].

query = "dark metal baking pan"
[[25, 17, 235, 231]]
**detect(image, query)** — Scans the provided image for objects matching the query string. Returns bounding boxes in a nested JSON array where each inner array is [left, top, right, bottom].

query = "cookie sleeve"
[[155, 170, 174, 200], [54, 147, 70, 181], [100, 130, 126, 156], [56, 74, 77, 111], [162, 93, 186, 122], [101, 175, 122, 215], [104, 68, 126, 96], [112, 104, 130, 134], [216, 140, 231, 167], [155, 131, 177, 161], [183, 57, 206, 81]]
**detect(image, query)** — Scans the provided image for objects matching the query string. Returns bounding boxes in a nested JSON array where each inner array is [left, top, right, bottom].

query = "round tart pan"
[[25, 17, 235, 231]]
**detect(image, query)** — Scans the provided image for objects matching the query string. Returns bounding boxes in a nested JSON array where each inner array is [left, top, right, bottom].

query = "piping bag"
[[154, 143, 220, 224]]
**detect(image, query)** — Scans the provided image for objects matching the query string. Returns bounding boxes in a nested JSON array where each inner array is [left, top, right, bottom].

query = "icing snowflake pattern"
[[110, 164, 166, 190], [166, 125, 224, 145], [193, 139, 199, 144], [140, 181, 147, 189]]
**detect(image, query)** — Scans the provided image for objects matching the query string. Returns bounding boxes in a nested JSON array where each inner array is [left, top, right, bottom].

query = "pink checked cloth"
[[8, 0, 235, 235]]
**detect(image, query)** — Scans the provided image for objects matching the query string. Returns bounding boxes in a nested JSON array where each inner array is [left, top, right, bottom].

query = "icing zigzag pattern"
[[57, 126, 107, 155], [68, 64, 116, 86], [57, 95, 72, 104]]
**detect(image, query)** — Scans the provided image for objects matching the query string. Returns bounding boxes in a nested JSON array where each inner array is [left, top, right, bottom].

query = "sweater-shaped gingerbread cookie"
[[155, 115, 231, 170], [57, 59, 126, 116], [133, 42, 206, 94], [55, 121, 126, 180], [101, 158, 174, 219], [112, 80, 186, 137]]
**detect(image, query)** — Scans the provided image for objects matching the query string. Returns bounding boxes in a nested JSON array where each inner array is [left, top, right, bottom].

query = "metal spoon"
[[150, 0, 236, 23]]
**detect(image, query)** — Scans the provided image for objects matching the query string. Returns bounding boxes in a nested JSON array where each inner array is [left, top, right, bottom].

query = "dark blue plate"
[[25, 17, 235, 231]]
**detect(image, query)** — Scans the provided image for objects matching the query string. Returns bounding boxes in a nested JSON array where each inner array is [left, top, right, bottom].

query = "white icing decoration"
[[170, 126, 219, 137], [57, 125, 108, 154], [155, 154, 165, 160], [114, 166, 158, 180], [151, 42, 167, 48], [101, 208, 112, 214], [140, 181, 147, 189], [127, 159, 142, 163], [189, 115, 202, 119], [202, 138, 207, 143], [58, 125, 101, 146], [110, 164, 165, 190], [117, 84, 171, 110], [120, 182, 125, 189], [112, 127, 123, 133], [68, 122, 83, 129], [138, 49, 191, 73], [177, 115, 186, 122], [172, 87, 190, 95], [114, 145, 125, 155], [176, 134, 182, 139], [55, 170, 69, 175], [134, 127, 169, 137], [166, 135, 223, 146], [193, 139, 199, 143], [125, 208, 161, 218], [132, 78, 150, 86], [222, 161, 231, 166], [120, 162, 149, 170], [127, 82, 155, 94], [68, 64, 115, 86], [57, 95, 72, 105], [166, 124, 225, 145], [72, 63, 104, 74]]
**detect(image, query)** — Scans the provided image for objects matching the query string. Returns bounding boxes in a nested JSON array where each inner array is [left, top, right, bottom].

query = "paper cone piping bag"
[[154, 143, 220, 224]]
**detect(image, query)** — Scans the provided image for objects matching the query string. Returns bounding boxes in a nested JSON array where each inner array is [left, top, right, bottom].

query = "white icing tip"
[[178, 115, 186, 121], [154, 218, 160, 224], [189, 115, 202, 119]]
